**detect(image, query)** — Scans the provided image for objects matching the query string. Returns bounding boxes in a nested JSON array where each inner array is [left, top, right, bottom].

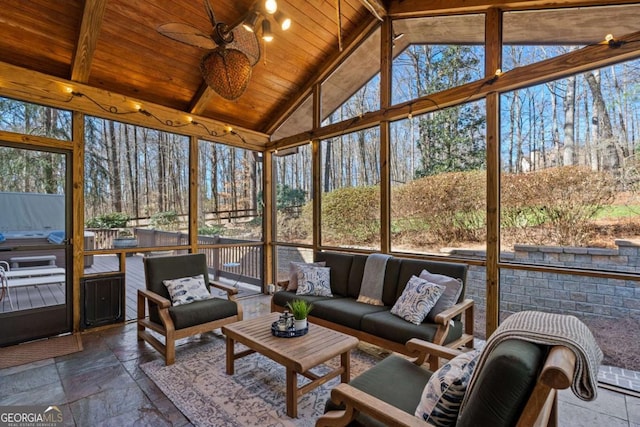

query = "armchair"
[[137, 253, 243, 365], [317, 338, 577, 427]]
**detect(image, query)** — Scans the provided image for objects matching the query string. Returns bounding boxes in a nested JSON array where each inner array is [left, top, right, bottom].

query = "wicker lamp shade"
[[200, 47, 252, 100]]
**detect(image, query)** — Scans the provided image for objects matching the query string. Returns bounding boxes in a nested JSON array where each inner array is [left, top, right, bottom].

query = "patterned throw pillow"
[[162, 274, 212, 306], [287, 261, 326, 291], [419, 270, 464, 322], [296, 265, 332, 297], [415, 350, 479, 426], [390, 276, 444, 325]]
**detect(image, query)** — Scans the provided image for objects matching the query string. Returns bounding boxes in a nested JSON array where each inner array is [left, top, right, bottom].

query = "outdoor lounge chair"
[[137, 253, 243, 365], [317, 311, 601, 427]]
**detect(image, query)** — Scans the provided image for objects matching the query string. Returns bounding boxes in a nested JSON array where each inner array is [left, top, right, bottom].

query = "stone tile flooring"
[[1, 294, 638, 426]]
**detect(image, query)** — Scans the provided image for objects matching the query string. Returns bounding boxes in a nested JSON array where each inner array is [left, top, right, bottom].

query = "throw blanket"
[[461, 311, 603, 410], [357, 253, 391, 306]]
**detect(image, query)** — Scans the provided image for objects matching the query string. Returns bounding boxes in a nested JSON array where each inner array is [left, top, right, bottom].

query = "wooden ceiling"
[[0, 0, 372, 136], [1, 0, 639, 147]]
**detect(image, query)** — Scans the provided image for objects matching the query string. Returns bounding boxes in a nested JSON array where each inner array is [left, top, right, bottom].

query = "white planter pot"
[[294, 318, 307, 331]]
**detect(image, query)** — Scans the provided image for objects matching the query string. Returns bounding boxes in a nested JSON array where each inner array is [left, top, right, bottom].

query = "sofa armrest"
[[433, 298, 474, 325], [316, 383, 431, 427], [210, 280, 239, 296], [138, 288, 171, 309]]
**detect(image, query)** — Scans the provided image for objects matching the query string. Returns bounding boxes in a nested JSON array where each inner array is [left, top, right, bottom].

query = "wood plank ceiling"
[[0, 0, 372, 138]]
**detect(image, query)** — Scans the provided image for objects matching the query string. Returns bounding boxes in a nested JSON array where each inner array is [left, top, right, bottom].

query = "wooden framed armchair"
[[317, 338, 577, 427], [137, 253, 243, 365]]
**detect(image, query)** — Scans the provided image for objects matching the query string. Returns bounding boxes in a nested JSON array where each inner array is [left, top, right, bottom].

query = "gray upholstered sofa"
[[271, 251, 474, 355]]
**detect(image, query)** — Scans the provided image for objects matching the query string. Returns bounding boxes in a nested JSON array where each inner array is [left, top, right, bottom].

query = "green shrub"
[[150, 210, 179, 230], [502, 166, 615, 246], [321, 186, 380, 245], [85, 212, 129, 229], [198, 224, 224, 236]]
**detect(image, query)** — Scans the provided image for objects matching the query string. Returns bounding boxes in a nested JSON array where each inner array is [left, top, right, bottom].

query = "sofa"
[[271, 251, 474, 356]]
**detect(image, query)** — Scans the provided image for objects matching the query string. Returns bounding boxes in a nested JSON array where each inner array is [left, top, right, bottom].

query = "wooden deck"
[[1, 253, 262, 320]]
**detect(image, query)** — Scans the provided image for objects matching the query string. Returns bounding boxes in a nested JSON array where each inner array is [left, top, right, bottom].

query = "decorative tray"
[[271, 321, 309, 338]]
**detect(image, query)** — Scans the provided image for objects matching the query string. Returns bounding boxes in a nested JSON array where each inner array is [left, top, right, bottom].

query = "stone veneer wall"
[[445, 239, 640, 320]]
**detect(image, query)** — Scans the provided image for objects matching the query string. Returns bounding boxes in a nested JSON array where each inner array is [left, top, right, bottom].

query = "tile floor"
[[1, 294, 638, 426]]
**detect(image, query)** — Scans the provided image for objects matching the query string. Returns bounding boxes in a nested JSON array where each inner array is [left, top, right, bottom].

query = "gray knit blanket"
[[461, 311, 603, 410], [356, 253, 391, 306]]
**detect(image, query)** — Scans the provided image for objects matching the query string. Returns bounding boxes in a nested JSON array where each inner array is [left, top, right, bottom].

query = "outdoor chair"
[[137, 253, 243, 365], [317, 311, 601, 427]]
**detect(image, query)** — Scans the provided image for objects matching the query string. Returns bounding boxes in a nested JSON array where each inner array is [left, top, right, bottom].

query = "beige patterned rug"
[[141, 336, 383, 426]]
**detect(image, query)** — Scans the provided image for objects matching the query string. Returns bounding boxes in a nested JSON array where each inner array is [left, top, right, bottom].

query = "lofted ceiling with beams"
[[1, 0, 639, 147], [0, 0, 374, 137]]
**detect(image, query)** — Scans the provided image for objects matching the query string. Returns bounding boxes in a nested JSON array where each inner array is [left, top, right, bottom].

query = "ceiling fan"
[[157, 0, 261, 100]]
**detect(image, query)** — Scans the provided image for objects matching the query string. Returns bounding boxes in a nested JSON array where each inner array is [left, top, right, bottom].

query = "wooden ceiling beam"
[[270, 28, 640, 149], [264, 16, 380, 136], [387, 0, 640, 18], [189, 83, 216, 116], [70, 0, 108, 82], [359, 0, 387, 20], [0, 61, 269, 149]]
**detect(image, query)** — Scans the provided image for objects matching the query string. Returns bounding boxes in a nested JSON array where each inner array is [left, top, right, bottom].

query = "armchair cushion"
[[390, 276, 444, 325], [415, 350, 479, 426], [419, 270, 463, 322], [168, 297, 238, 330], [163, 274, 212, 306]]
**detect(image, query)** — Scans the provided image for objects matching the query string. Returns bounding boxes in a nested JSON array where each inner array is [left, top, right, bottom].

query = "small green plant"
[[198, 224, 224, 236], [150, 210, 179, 230], [86, 212, 129, 229], [286, 299, 313, 320]]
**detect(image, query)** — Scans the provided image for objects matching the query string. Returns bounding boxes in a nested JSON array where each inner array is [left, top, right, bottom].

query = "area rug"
[[0, 334, 83, 369], [141, 337, 384, 426]]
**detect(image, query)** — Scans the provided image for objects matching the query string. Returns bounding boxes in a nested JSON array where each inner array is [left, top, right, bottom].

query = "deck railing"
[[87, 228, 262, 286]]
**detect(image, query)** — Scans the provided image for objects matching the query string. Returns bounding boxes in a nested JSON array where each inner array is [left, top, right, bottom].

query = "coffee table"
[[221, 312, 359, 418]]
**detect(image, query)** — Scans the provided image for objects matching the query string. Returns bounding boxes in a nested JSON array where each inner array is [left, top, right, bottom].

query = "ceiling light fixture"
[[265, 0, 277, 14], [274, 11, 291, 31], [262, 20, 274, 42], [242, 10, 260, 32]]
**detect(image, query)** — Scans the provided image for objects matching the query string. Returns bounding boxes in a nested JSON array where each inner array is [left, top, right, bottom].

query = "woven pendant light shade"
[[200, 47, 252, 100]]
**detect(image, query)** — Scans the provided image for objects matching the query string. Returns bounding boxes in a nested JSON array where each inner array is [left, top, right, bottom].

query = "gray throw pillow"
[[162, 274, 212, 306], [419, 270, 463, 322], [296, 265, 332, 296], [390, 275, 444, 325], [287, 261, 326, 291]]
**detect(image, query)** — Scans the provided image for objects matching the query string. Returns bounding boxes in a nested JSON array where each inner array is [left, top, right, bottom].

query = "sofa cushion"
[[390, 276, 445, 325], [315, 252, 354, 297], [272, 290, 337, 309], [361, 310, 463, 346], [325, 354, 432, 417], [419, 270, 464, 322], [312, 298, 389, 330], [457, 340, 545, 427], [168, 297, 238, 330], [396, 259, 467, 304], [415, 350, 479, 426], [296, 265, 333, 296], [163, 274, 212, 306]]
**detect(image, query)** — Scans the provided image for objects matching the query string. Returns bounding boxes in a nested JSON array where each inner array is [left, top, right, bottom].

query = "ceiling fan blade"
[[227, 24, 261, 66], [203, 0, 217, 28], [157, 23, 217, 50]]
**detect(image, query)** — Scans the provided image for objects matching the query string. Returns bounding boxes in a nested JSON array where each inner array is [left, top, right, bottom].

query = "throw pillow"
[[415, 350, 479, 426], [296, 265, 333, 297], [390, 276, 444, 325], [419, 270, 464, 322], [287, 261, 326, 291], [162, 274, 212, 306]]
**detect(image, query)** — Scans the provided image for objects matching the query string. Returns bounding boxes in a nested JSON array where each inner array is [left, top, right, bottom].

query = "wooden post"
[[380, 18, 392, 254], [72, 111, 85, 332], [485, 7, 503, 337]]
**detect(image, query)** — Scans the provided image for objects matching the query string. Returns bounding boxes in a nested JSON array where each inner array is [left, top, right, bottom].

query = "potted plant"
[[286, 299, 313, 331], [113, 229, 138, 256]]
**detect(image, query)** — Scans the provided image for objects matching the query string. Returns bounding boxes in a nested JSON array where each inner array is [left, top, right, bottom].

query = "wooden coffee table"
[[221, 312, 359, 418]]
